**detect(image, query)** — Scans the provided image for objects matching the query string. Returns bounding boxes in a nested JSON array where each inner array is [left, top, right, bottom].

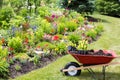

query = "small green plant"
[[77, 40, 88, 50], [15, 64, 21, 71], [68, 34, 80, 45], [57, 22, 66, 34], [95, 24, 104, 35], [86, 29, 97, 40], [35, 28, 44, 43], [0, 46, 9, 78], [55, 42, 66, 55], [66, 21, 78, 32], [33, 55, 40, 65], [8, 37, 23, 53], [40, 20, 52, 34]]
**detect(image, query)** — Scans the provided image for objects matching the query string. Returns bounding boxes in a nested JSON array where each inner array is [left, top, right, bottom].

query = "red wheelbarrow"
[[61, 48, 120, 80]]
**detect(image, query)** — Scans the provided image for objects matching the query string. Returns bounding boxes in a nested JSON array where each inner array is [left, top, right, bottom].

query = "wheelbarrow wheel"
[[64, 62, 81, 76]]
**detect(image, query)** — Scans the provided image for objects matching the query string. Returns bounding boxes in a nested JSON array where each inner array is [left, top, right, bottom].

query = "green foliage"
[[57, 23, 66, 34], [15, 64, 21, 71], [35, 28, 44, 42], [9, 16, 25, 27], [0, 46, 9, 78], [77, 40, 88, 50], [36, 41, 56, 50], [18, 8, 28, 17], [86, 29, 97, 40], [40, 20, 52, 34], [55, 42, 66, 54], [95, 24, 104, 35], [37, 6, 51, 17], [66, 21, 78, 32], [68, 34, 80, 44], [8, 37, 23, 53], [96, 0, 120, 16], [59, 0, 95, 14], [0, 6, 14, 29]]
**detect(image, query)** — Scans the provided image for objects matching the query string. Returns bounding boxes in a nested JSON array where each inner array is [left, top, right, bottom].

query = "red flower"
[[24, 38, 29, 44], [9, 47, 14, 51], [1, 38, 5, 43], [37, 46, 40, 48], [52, 35, 59, 41]]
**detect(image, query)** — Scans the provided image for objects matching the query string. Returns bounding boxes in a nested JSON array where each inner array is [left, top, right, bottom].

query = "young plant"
[[15, 64, 21, 71], [8, 37, 23, 53], [0, 46, 9, 78], [68, 34, 80, 45], [57, 22, 66, 34], [66, 21, 78, 32]]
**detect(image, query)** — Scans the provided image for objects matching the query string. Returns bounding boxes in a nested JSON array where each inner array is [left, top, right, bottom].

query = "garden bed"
[[9, 54, 64, 78]]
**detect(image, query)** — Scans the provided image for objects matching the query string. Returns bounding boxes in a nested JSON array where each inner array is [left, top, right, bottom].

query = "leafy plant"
[[86, 29, 97, 40], [40, 20, 52, 34], [37, 6, 51, 17], [35, 28, 44, 43], [55, 42, 66, 54], [57, 22, 66, 34], [96, 0, 120, 16], [66, 21, 78, 32], [15, 64, 21, 71], [68, 34, 80, 44], [8, 37, 23, 53], [0, 46, 9, 78], [77, 40, 88, 50], [95, 24, 104, 35]]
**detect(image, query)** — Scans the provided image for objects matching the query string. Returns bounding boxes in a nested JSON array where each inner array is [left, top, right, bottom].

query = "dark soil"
[[9, 54, 64, 79]]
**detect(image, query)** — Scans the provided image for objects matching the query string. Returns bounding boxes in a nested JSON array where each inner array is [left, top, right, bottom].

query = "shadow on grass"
[[85, 16, 110, 23], [73, 71, 120, 80]]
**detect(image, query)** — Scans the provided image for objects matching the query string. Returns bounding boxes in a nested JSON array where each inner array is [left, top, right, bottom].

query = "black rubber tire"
[[64, 62, 81, 76]]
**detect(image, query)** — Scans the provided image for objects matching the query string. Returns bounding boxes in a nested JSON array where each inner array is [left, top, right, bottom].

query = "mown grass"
[[13, 14, 120, 80]]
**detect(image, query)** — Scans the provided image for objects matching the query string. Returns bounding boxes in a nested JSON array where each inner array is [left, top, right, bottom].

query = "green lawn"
[[13, 14, 120, 80]]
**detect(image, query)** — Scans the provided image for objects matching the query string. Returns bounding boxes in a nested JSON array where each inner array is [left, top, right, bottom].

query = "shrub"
[[8, 37, 23, 53], [96, 0, 120, 16], [59, 0, 95, 14], [0, 6, 14, 29]]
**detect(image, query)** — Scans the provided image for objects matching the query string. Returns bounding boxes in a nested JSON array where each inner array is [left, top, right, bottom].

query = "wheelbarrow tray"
[[68, 50, 117, 65]]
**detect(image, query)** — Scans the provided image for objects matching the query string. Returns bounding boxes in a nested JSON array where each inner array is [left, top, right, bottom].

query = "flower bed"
[[0, 5, 103, 79]]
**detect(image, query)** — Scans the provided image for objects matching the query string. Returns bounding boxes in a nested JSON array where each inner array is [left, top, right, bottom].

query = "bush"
[[0, 6, 14, 29], [96, 0, 120, 16], [59, 0, 95, 14], [8, 37, 23, 53]]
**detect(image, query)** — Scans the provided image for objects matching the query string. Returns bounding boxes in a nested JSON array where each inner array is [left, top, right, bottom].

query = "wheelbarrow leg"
[[87, 68, 98, 80], [102, 66, 107, 80]]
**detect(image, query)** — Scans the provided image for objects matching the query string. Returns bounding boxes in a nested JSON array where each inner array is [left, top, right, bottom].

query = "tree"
[[59, 0, 95, 14], [96, 0, 120, 16]]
